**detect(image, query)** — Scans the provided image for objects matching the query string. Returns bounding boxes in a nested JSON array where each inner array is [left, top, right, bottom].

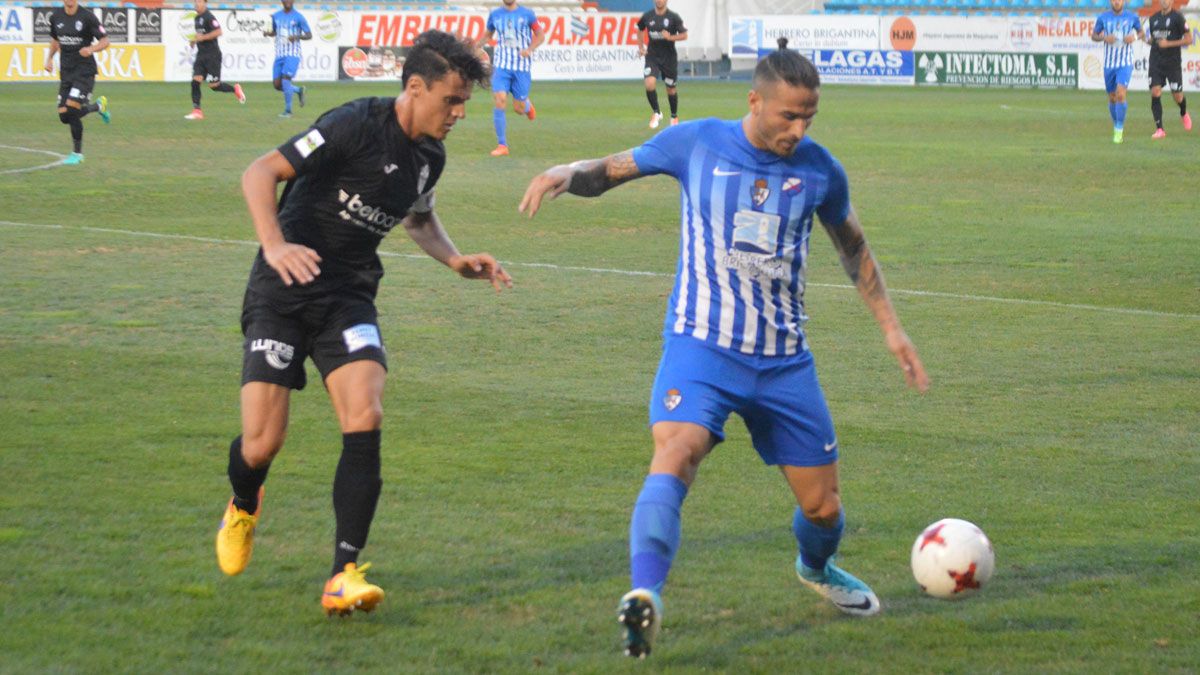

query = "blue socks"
[[282, 79, 295, 112], [1114, 102, 1127, 130], [1108, 102, 1116, 123], [493, 107, 507, 146], [629, 473, 687, 594], [793, 507, 844, 572]]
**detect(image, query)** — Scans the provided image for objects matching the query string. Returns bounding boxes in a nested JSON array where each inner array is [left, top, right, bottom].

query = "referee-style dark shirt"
[[1147, 10, 1189, 63], [194, 10, 222, 55], [247, 97, 446, 303], [637, 9, 686, 61], [48, 6, 105, 76]]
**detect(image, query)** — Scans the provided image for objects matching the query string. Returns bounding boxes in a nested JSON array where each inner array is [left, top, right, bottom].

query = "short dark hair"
[[753, 37, 820, 91], [402, 30, 491, 89]]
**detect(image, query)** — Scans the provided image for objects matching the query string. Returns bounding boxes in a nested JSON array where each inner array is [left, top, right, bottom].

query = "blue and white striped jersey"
[[271, 9, 310, 58], [1095, 10, 1142, 68], [633, 119, 851, 357], [486, 5, 539, 72]]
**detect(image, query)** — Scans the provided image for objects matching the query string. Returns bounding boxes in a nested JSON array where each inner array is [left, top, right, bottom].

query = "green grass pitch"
[[1, 79, 1197, 672]]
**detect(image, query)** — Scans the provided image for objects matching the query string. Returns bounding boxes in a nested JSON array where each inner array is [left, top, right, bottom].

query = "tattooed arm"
[[822, 206, 930, 392], [519, 150, 643, 216]]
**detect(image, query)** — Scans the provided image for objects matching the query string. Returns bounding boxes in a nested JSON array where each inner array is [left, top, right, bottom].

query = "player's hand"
[[1124, 33, 1135, 44], [43, 59, 53, 73], [520, 48, 532, 58], [638, 45, 646, 56], [518, 165, 574, 217], [263, 241, 322, 286], [448, 253, 513, 292], [885, 329, 930, 393], [1158, 38, 1169, 48], [289, 35, 300, 42], [79, 46, 91, 57], [1104, 34, 1116, 44], [189, 39, 196, 47]]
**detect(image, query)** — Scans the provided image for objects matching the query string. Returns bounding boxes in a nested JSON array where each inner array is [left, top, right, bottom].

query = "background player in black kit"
[[637, 0, 687, 129], [185, 0, 245, 120], [42, 0, 110, 165], [214, 30, 512, 616], [1145, 0, 1192, 138]]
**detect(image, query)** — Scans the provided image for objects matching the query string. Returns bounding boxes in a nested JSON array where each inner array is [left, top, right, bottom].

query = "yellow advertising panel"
[[0, 43, 164, 81]]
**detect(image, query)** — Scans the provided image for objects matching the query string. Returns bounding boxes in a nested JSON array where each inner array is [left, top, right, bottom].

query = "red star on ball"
[[919, 523, 947, 551], [949, 562, 981, 593]]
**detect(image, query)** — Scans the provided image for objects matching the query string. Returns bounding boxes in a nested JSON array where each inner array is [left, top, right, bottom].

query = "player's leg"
[[218, 298, 307, 575], [1170, 65, 1189, 130], [745, 349, 879, 616], [490, 69, 511, 155], [59, 79, 97, 162], [313, 305, 388, 615], [620, 337, 735, 657], [644, 61, 662, 128], [205, 55, 237, 99], [662, 57, 679, 125], [188, 74, 205, 119], [511, 70, 534, 121], [1151, 81, 1165, 137]]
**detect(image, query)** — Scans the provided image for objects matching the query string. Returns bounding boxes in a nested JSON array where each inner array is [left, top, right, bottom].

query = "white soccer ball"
[[911, 518, 995, 600]]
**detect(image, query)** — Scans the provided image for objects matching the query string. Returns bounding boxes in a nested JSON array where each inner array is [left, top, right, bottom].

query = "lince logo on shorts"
[[337, 189, 402, 236], [663, 388, 682, 411], [251, 338, 295, 370]]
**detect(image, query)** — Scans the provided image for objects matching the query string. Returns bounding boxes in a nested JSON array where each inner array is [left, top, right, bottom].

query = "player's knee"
[[208, 81, 221, 89], [58, 109, 73, 124], [273, 79, 283, 90], [341, 403, 383, 433], [242, 430, 285, 467], [799, 495, 841, 527]]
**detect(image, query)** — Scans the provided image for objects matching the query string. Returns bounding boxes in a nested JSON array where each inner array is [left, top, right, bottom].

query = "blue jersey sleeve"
[[632, 124, 695, 178], [297, 13, 311, 33], [816, 158, 850, 226], [486, 10, 498, 33]]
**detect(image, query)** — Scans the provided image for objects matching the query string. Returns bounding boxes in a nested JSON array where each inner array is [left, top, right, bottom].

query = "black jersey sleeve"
[[276, 104, 360, 176], [85, 9, 106, 43], [636, 11, 649, 31], [669, 11, 686, 34]]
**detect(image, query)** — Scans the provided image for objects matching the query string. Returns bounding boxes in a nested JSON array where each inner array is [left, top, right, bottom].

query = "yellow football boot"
[[322, 562, 385, 616], [215, 487, 263, 576]]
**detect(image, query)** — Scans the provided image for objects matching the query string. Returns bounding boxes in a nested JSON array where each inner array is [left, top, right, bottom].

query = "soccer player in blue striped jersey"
[[1091, 0, 1144, 143], [521, 37, 929, 658], [475, 0, 544, 156], [263, 0, 311, 118]]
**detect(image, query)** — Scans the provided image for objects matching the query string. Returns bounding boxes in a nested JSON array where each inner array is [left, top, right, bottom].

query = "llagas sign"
[[915, 51, 1077, 89]]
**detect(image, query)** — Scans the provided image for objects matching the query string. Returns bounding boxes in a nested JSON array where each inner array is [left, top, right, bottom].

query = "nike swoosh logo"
[[824, 441, 837, 452], [323, 587, 344, 597], [834, 597, 874, 610], [712, 168, 741, 176]]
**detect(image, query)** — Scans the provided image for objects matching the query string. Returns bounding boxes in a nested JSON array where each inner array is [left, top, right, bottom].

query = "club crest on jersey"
[[751, 178, 770, 207], [783, 177, 803, 194], [75, 20, 82, 30], [663, 388, 682, 411], [250, 338, 295, 370]]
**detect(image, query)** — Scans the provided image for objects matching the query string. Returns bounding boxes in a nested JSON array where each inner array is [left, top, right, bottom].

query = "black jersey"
[[48, 6, 105, 76], [637, 9, 685, 61], [194, 10, 221, 55], [247, 97, 446, 304], [1147, 10, 1189, 63]]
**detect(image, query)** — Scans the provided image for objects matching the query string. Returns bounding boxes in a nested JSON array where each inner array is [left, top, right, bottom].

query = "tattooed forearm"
[[823, 209, 898, 331], [567, 151, 641, 197]]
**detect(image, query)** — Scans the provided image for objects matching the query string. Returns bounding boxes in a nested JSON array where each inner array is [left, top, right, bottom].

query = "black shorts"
[[1149, 58, 1183, 92], [57, 72, 95, 107], [240, 287, 387, 391], [644, 53, 678, 87], [193, 51, 223, 82]]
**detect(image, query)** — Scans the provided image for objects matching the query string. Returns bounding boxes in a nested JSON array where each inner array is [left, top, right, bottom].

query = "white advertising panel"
[[729, 15, 879, 57], [162, 8, 340, 82]]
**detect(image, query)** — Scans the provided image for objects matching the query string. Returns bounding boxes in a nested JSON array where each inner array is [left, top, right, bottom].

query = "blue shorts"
[[648, 335, 839, 467], [273, 56, 301, 80], [1104, 66, 1132, 93], [491, 67, 531, 101]]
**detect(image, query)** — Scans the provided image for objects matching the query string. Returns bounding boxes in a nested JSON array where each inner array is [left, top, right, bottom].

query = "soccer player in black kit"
[[637, 0, 687, 129], [42, 0, 111, 165], [214, 30, 512, 616], [185, 0, 246, 120], [1145, 0, 1193, 138]]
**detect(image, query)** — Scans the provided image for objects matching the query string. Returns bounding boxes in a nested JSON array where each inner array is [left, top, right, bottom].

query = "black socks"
[[332, 430, 383, 576]]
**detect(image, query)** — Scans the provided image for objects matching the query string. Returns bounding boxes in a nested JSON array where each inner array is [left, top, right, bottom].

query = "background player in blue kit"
[[521, 37, 929, 658], [1091, 0, 1144, 143], [475, 0, 544, 156], [263, 0, 311, 118]]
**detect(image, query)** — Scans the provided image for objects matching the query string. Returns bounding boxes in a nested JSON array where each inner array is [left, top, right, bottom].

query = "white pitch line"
[[2, 219, 1197, 321], [0, 144, 66, 175]]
